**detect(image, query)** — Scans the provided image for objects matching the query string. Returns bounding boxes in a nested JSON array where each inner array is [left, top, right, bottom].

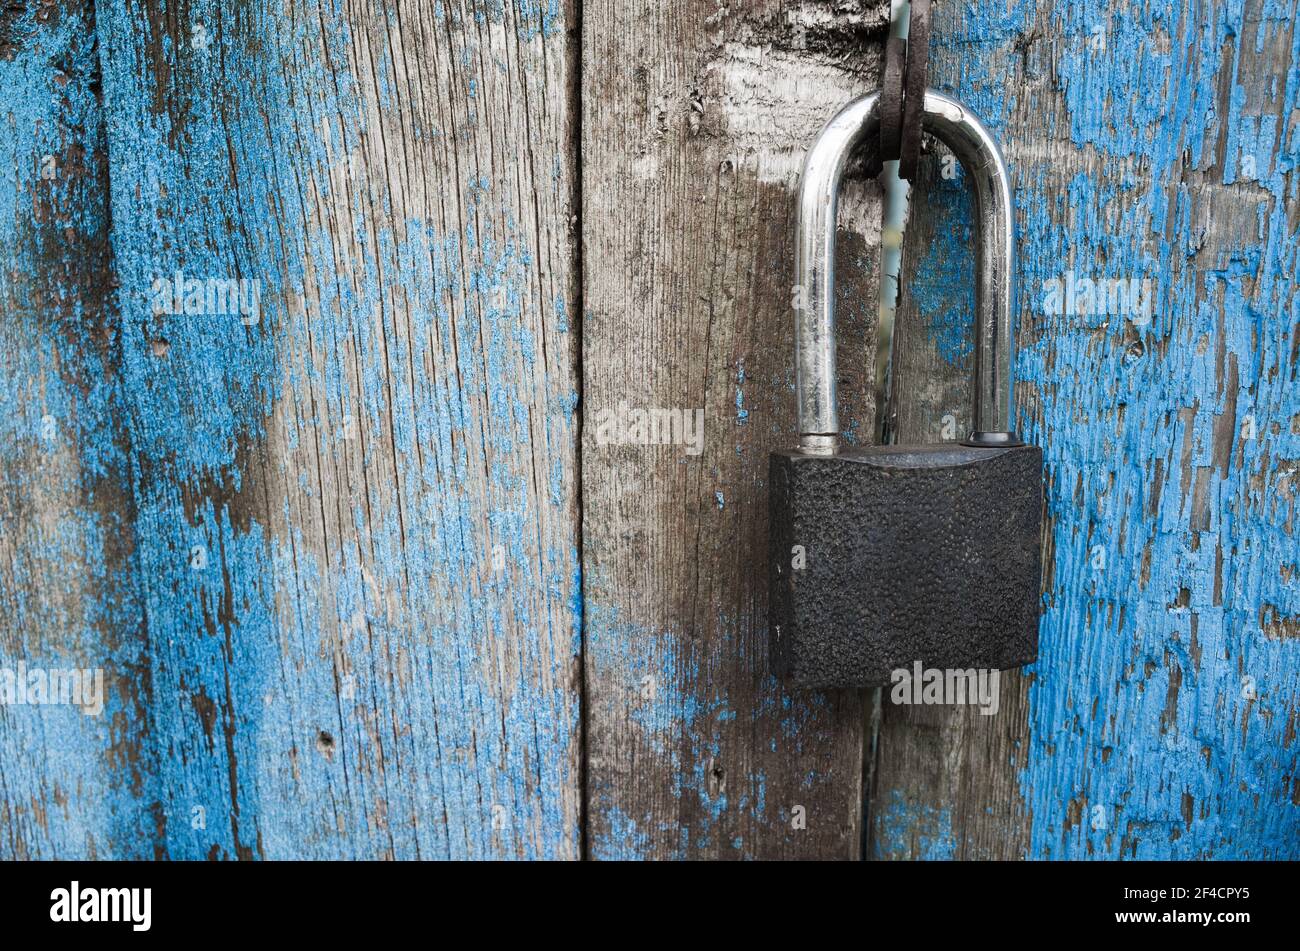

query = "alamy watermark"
[[593, 402, 705, 456], [0, 662, 105, 717], [150, 269, 261, 325], [889, 661, 1000, 716], [50, 881, 150, 931], [1041, 270, 1154, 324]]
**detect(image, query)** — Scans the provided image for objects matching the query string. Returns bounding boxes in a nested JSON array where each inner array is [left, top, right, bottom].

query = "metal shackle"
[[794, 90, 1018, 455]]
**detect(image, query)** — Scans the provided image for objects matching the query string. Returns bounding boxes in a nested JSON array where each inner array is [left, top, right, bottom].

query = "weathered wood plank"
[[0, 0, 153, 859], [870, 0, 1300, 859], [582, 0, 891, 859], [93, 0, 581, 858]]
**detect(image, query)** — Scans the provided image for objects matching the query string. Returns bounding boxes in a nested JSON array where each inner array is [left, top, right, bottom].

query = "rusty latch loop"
[[877, 0, 932, 180]]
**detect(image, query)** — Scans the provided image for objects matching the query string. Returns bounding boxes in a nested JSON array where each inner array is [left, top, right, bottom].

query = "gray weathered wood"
[[582, 0, 892, 859]]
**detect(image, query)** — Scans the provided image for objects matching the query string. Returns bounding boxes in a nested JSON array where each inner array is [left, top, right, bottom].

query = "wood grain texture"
[[0, 0, 154, 860], [581, 0, 891, 859], [86, 0, 582, 858], [2, 0, 1295, 862], [870, 0, 1300, 859]]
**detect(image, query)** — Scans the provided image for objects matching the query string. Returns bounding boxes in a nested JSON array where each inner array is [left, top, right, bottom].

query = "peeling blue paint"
[[874, 791, 957, 860], [907, 188, 975, 367], [897, 0, 1300, 859], [0, 1, 155, 859], [3, 0, 582, 859]]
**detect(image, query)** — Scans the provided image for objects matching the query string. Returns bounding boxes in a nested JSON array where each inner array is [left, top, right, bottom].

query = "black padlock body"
[[769, 442, 1042, 690]]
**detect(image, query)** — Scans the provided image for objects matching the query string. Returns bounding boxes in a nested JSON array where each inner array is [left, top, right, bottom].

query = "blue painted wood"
[[3, 0, 582, 859], [0, 0, 155, 859], [870, 0, 1299, 859]]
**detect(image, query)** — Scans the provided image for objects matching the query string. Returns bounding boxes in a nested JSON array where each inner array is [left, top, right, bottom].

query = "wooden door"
[[0, 0, 1295, 859]]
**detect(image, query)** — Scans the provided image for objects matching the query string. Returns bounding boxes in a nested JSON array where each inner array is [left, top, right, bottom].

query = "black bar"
[[0, 859, 1283, 938]]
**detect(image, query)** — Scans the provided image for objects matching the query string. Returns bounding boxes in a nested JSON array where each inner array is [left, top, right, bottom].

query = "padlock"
[[769, 90, 1043, 690]]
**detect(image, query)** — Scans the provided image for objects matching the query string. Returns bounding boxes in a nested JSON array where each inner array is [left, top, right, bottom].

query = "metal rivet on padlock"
[[769, 90, 1043, 691]]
